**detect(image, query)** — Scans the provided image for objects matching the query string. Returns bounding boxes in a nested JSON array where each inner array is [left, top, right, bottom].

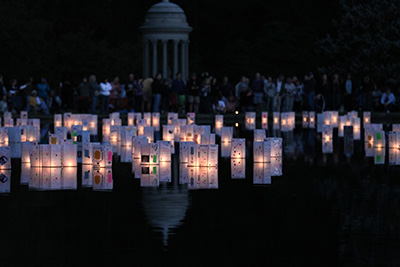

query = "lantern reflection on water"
[[322, 125, 333, 154], [82, 164, 93, 187], [0, 170, 11, 193], [93, 168, 113, 191], [231, 158, 245, 179], [302, 111, 309, 128], [253, 162, 271, 185]]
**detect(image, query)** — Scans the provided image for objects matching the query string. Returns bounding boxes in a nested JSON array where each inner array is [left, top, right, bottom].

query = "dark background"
[[0, 0, 340, 84]]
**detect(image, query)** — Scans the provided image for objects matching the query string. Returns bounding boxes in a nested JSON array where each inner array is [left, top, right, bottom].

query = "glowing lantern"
[[261, 112, 268, 129], [322, 125, 333, 154], [265, 137, 282, 158], [374, 147, 385, 165], [231, 138, 245, 159], [143, 112, 152, 127], [140, 165, 159, 187], [302, 111, 309, 128], [144, 126, 154, 143], [280, 112, 288, 132], [179, 141, 194, 163], [363, 111, 371, 128], [163, 125, 175, 153], [16, 118, 28, 126], [331, 111, 339, 127], [76, 130, 90, 163], [4, 118, 13, 127], [338, 116, 346, 137], [152, 112, 160, 131], [71, 125, 83, 144], [208, 144, 218, 167], [288, 112, 295, 130], [221, 127, 233, 143], [132, 136, 148, 160], [121, 127, 134, 147], [198, 145, 209, 166], [62, 143, 77, 167], [167, 112, 178, 125], [140, 143, 159, 165], [81, 119, 90, 131], [187, 112, 195, 125], [374, 131, 385, 148], [215, 115, 223, 135], [0, 147, 11, 170], [352, 118, 361, 140], [21, 142, 34, 163], [231, 158, 245, 179], [110, 125, 119, 147], [82, 142, 94, 165], [254, 129, 266, 142], [102, 119, 111, 143], [157, 140, 172, 162], [82, 164, 93, 187], [128, 112, 135, 126], [55, 127, 68, 141], [309, 112, 315, 128], [133, 113, 142, 125], [254, 141, 267, 163], [92, 144, 112, 168], [172, 119, 185, 141], [245, 112, 256, 130], [137, 119, 145, 136], [89, 115, 98, 135], [253, 162, 271, 185], [388, 131, 400, 149], [201, 133, 215, 145], [188, 143, 199, 166], [159, 161, 172, 182], [208, 166, 219, 189], [54, 114, 62, 130], [273, 112, 280, 129]]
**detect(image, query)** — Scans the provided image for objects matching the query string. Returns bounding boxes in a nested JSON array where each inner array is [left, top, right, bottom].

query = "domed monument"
[[140, 0, 192, 79]]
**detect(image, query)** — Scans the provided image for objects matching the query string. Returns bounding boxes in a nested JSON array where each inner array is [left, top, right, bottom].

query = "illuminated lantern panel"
[[188, 143, 199, 166], [82, 143, 94, 165], [152, 112, 160, 131], [280, 112, 288, 132], [121, 128, 134, 147], [374, 147, 385, 165], [221, 127, 233, 144], [21, 142, 34, 163], [245, 112, 256, 130], [179, 141, 194, 163], [49, 133, 61, 145], [187, 112, 195, 125], [363, 111, 371, 128], [388, 131, 400, 149], [271, 157, 282, 176], [374, 131, 385, 148], [231, 138, 245, 159], [167, 112, 178, 125], [159, 161, 172, 182], [0, 147, 11, 170], [133, 113, 142, 126], [393, 124, 400, 132], [157, 140, 172, 162], [331, 111, 339, 127], [62, 144, 78, 167], [71, 125, 83, 144], [254, 129, 266, 142], [266, 137, 282, 158], [309, 111, 315, 129], [17, 118, 28, 126], [76, 130, 90, 163], [144, 126, 154, 143], [132, 136, 148, 160], [4, 118, 13, 127], [287, 112, 295, 130], [261, 112, 268, 129], [273, 112, 280, 129], [215, 115, 224, 135], [338, 116, 347, 137], [0, 128, 8, 145], [92, 144, 112, 168], [201, 133, 215, 145], [102, 119, 111, 143], [231, 158, 245, 179], [322, 125, 333, 154], [128, 112, 135, 126], [302, 111, 309, 128], [352, 118, 361, 140], [55, 127, 68, 141], [163, 125, 175, 153], [143, 112, 151, 127], [89, 115, 98, 136], [389, 148, 400, 165]]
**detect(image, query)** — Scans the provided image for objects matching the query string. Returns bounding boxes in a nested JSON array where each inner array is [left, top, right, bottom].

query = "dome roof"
[[140, 0, 192, 33]]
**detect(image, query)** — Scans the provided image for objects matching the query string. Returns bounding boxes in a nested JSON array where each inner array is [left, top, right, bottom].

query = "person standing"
[[142, 77, 153, 112], [264, 76, 276, 113], [200, 77, 212, 113], [186, 73, 200, 113], [110, 77, 121, 111], [152, 73, 163, 112], [78, 77, 90, 113], [344, 74, 353, 112], [274, 75, 284, 112], [381, 88, 395, 113], [37, 77, 50, 101], [331, 73, 341, 110], [171, 73, 186, 112], [218, 76, 233, 103], [251, 72, 264, 112], [88, 75, 100, 114], [283, 77, 295, 111], [100, 78, 112, 114]]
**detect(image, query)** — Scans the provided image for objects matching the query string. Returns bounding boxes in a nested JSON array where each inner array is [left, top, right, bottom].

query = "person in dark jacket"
[[152, 73, 163, 112], [186, 72, 200, 112], [88, 74, 100, 114]]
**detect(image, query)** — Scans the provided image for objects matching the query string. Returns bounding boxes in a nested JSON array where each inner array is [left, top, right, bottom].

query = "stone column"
[[184, 40, 189, 80], [142, 40, 149, 78], [162, 40, 168, 78], [152, 40, 158, 77], [173, 40, 179, 78], [180, 40, 185, 80]]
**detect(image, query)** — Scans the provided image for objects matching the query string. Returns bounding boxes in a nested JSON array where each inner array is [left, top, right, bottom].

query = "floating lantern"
[[137, 119, 145, 136], [245, 112, 256, 130], [198, 145, 209, 166], [353, 118, 361, 140], [231, 158, 245, 179], [152, 112, 160, 131], [271, 157, 282, 176], [200, 133, 215, 145], [62, 143, 77, 167], [144, 126, 154, 143], [76, 130, 90, 163], [93, 168, 113, 191], [120, 146, 133, 163], [273, 112, 280, 129], [121, 127, 134, 147], [338, 116, 346, 137], [261, 112, 268, 129], [4, 118, 13, 127], [63, 113, 73, 131], [82, 164, 93, 187], [92, 144, 112, 168], [132, 136, 148, 160], [221, 127, 233, 143], [363, 111, 371, 128], [172, 119, 186, 142], [81, 118, 90, 131], [322, 125, 333, 154], [157, 140, 172, 162], [128, 112, 135, 126], [208, 144, 218, 167], [133, 113, 142, 126], [280, 112, 288, 132], [215, 115, 223, 135], [254, 129, 266, 142], [179, 141, 194, 163], [188, 143, 199, 166], [265, 137, 282, 158], [163, 125, 175, 153], [231, 138, 245, 159], [302, 111, 309, 128], [389, 131, 400, 149], [187, 112, 195, 125], [102, 119, 111, 142], [374, 147, 385, 165], [21, 142, 34, 163], [82, 142, 94, 165], [140, 165, 159, 187], [167, 112, 178, 125], [253, 162, 271, 185], [143, 112, 152, 127], [16, 118, 28, 126], [374, 131, 385, 148], [288, 112, 295, 130], [331, 111, 339, 127], [54, 114, 62, 130], [309, 112, 315, 129], [159, 161, 172, 182], [253, 142, 265, 163], [140, 143, 159, 165], [0, 147, 11, 170], [89, 115, 98, 135]]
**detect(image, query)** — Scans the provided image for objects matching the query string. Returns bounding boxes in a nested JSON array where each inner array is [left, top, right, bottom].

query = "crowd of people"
[[0, 72, 398, 115]]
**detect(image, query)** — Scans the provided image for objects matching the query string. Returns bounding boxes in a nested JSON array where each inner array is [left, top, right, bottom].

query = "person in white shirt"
[[274, 75, 284, 111], [100, 78, 112, 114], [381, 88, 396, 113]]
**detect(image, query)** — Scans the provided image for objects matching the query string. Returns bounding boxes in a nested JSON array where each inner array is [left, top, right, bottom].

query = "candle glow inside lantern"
[[143, 112, 152, 127], [253, 162, 271, 185], [352, 118, 361, 140], [388, 131, 400, 149], [157, 140, 172, 162], [245, 112, 256, 130], [273, 112, 280, 129], [144, 126, 154, 143], [254, 129, 266, 142], [168, 112, 178, 125], [389, 148, 400, 165], [62, 143, 78, 167], [0, 128, 8, 145], [92, 144, 112, 168], [363, 111, 371, 128], [280, 112, 288, 132], [302, 111, 309, 128], [261, 112, 268, 129], [221, 127, 233, 143], [121, 127, 135, 147], [128, 113, 135, 126], [322, 125, 333, 154], [179, 141, 194, 163], [231, 138, 245, 159], [374, 131, 385, 148], [173, 119, 186, 142], [89, 115, 97, 135], [288, 112, 295, 130], [309, 112, 315, 128], [54, 114, 62, 130], [215, 115, 223, 135], [338, 116, 347, 137], [253, 141, 271, 163], [159, 161, 172, 182], [162, 125, 175, 153], [29, 144, 62, 167], [323, 111, 332, 126], [21, 142, 34, 163], [152, 112, 160, 131], [63, 113, 73, 131], [187, 112, 195, 125]]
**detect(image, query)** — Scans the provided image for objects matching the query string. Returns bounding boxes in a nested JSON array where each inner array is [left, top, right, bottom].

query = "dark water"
[[1, 126, 400, 266]]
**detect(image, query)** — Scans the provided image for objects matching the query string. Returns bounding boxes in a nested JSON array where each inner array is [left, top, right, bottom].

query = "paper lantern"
[[254, 129, 266, 142], [144, 126, 154, 143], [273, 112, 280, 129], [344, 126, 354, 157], [393, 124, 400, 132], [388, 131, 400, 149], [55, 127, 68, 141], [231, 158, 245, 179], [16, 118, 28, 126], [271, 157, 282, 176], [137, 119, 145, 136], [4, 118, 13, 127], [172, 119, 185, 141], [143, 112, 152, 127], [288, 112, 295, 130], [133, 113, 142, 125], [128, 112, 135, 126], [89, 115, 98, 135], [201, 133, 215, 145], [280, 112, 288, 132], [323, 111, 331, 126], [81, 119, 90, 131], [110, 125, 119, 146], [168, 112, 178, 125], [180, 125, 194, 142], [374, 131, 385, 148], [76, 130, 90, 163], [389, 148, 400, 165], [374, 147, 385, 165], [208, 166, 219, 189], [132, 136, 148, 160], [266, 137, 282, 158], [253, 162, 271, 185], [62, 143, 77, 167], [221, 127, 233, 144], [63, 113, 72, 131], [198, 145, 209, 166], [253, 141, 271, 163], [0, 128, 8, 145], [331, 111, 339, 127], [163, 125, 175, 153], [179, 141, 194, 163], [39, 167, 62, 190], [140, 143, 159, 165], [3, 112, 12, 122], [102, 118, 111, 134], [21, 142, 34, 163], [53, 114, 63, 130], [215, 115, 223, 135], [302, 111, 309, 128], [93, 168, 113, 191], [309, 112, 315, 128], [61, 167, 78, 190], [179, 163, 188, 184], [8, 127, 21, 143], [245, 112, 256, 130], [133, 158, 141, 178], [152, 112, 160, 131], [157, 140, 172, 162], [231, 138, 245, 159], [338, 116, 346, 137], [261, 112, 268, 129], [363, 111, 371, 128], [187, 112, 195, 125], [208, 145, 218, 167], [120, 145, 132, 163], [322, 125, 333, 154], [110, 111, 119, 121], [140, 165, 159, 187], [82, 164, 93, 187], [187, 166, 200, 189], [348, 111, 358, 119], [82, 142, 94, 165], [0, 147, 11, 170], [352, 118, 361, 140], [92, 144, 112, 168], [188, 143, 199, 166], [121, 127, 135, 147], [221, 141, 231, 158]]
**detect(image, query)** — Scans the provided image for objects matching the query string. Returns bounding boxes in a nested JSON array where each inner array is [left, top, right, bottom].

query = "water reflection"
[[231, 158, 245, 179], [253, 162, 271, 185], [93, 168, 113, 191], [28, 167, 77, 191], [0, 170, 11, 193]]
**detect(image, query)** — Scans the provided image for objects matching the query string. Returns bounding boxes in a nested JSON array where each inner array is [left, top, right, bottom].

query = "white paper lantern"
[[143, 112, 152, 127], [265, 137, 282, 158], [4, 118, 13, 127], [374, 131, 385, 148], [389, 131, 400, 149], [168, 112, 178, 125], [363, 111, 371, 127], [102, 118, 111, 142], [132, 136, 148, 160], [92, 144, 112, 168], [273, 112, 280, 129], [288, 112, 295, 130], [82, 164, 93, 187], [179, 163, 188, 184], [271, 157, 282, 176], [215, 115, 223, 135], [221, 127, 233, 144], [54, 114, 63, 129], [231, 138, 245, 159], [389, 148, 400, 165], [254, 129, 266, 142], [280, 112, 288, 132], [157, 140, 172, 162], [187, 112, 195, 125], [179, 141, 194, 163], [392, 124, 400, 132], [245, 112, 256, 130], [302, 111, 309, 128], [0, 147, 11, 169], [121, 127, 134, 147], [159, 161, 172, 182], [352, 118, 361, 140], [188, 143, 199, 166], [309, 112, 315, 129], [3, 112, 12, 122], [231, 158, 245, 179], [261, 112, 268, 129], [16, 118, 28, 126], [163, 125, 175, 153], [144, 126, 154, 143], [152, 112, 160, 131], [21, 142, 34, 163], [62, 143, 77, 167]]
